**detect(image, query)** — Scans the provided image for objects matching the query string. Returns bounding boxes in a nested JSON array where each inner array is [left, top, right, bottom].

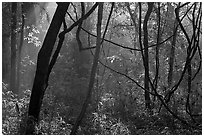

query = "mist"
[[20, 2, 57, 91]]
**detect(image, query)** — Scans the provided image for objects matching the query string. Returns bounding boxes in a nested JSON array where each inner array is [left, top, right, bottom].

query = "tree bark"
[[25, 3, 70, 134], [70, 2, 103, 134], [167, 3, 178, 88], [10, 2, 17, 94], [154, 2, 161, 91], [2, 33, 10, 82], [166, 4, 179, 115], [167, 26, 177, 88], [17, 3, 25, 96], [2, 3, 11, 82], [143, 2, 154, 111]]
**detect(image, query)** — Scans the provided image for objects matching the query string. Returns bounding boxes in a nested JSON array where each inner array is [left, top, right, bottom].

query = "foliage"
[[2, 83, 30, 134], [90, 112, 130, 135], [2, 2, 202, 135]]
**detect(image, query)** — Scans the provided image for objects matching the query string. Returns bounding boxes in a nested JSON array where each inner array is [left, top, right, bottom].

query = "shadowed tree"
[[2, 3, 11, 83], [25, 3, 70, 134], [17, 3, 25, 96], [10, 2, 18, 94], [143, 2, 154, 112]]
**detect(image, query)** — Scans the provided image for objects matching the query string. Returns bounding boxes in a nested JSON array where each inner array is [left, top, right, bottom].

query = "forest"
[[2, 2, 202, 135]]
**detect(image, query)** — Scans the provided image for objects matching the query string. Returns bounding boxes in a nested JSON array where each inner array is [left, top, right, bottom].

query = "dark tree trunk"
[[70, 3, 103, 134], [186, 58, 192, 114], [25, 3, 69, 134], [10, 2, 17, 94], [2, 33, 10, 82], [143, 2, 154, 111], [17, 3, 25, 96]]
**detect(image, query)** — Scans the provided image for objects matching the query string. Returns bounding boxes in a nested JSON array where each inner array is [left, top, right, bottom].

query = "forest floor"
[[79, 112, 202, 135]]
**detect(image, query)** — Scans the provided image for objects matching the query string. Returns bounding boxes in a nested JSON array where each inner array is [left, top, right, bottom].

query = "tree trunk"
[[155, 2, 161, 91], [25, 3, 69, 134], [10, 2, 18, 94], [167, 25, 177, 87], [167, 3, 178, 88], [143, 2, 154, 111], [186, 57, 192, 115], [167, 3, 179, 115], [2, 33, 10, 83], [17, 3, 25, 97], [2, 3, 11, 83], [70, 3, 103, 134]]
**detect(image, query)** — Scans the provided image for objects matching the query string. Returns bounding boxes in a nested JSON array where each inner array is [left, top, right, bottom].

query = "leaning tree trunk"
[[143, 2, 154, 112], [25, 3, 70, 134], [10, 2, 17, 94], [70, 2, 103, 134]]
